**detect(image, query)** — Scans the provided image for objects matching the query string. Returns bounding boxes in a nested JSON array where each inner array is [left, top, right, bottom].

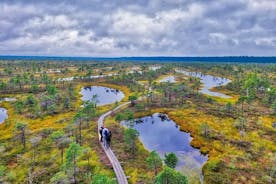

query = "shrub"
[[205, 159, 224, 172], [155, 166, 188, 184], [146, 151, 163, 175], [92, 173, 116, 184], [164, 152, 178, 169], [0, 164, 7, 177], [124, 128, 139, 155]]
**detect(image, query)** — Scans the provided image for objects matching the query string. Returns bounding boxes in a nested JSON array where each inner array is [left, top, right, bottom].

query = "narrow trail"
[[98, 102, 130, 184]]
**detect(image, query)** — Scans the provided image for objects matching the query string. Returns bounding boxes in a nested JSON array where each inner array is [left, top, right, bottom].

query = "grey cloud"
[[0, 0, 275, 56]]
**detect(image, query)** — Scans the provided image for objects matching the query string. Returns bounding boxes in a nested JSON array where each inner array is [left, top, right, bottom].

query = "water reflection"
[[121, 113, 208, 181], [57, 74, 116, 82], [80, 86, 124, 106], [0, 98, 16, 102], [149, 66, 161, 71], [159, 76, 176, 83], [0, 108, 7, 124], [176, 70, 231, 98]]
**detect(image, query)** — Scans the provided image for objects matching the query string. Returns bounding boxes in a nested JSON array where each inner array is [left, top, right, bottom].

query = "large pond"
[[159, 76, 176, 83], [0, 108, 8, 124], [176, 69, 231, 98], [121, 113, 208, 182], [80, 86, 124, 106]]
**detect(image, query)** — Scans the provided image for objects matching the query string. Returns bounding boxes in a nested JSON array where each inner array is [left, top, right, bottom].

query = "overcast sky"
[[0, 0, 275, 56]]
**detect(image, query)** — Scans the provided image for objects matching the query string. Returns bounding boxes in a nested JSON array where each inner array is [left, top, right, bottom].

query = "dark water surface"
[[176, 70, 231, 98], [122, 113, 208, 181], [80, 86, 124, 106], [0, 108, 7, 124]]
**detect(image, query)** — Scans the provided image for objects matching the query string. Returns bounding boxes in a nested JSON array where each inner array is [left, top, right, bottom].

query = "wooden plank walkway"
[[98, 102, 130, 184]]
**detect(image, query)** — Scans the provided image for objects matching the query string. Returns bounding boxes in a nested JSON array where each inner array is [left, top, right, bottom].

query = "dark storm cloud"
[[0, 0, 275, 56]]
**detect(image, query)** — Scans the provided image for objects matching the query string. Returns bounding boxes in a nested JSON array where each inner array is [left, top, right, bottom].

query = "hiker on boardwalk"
[[99, 126, 104, 142], [106, 130, 112, 147], [102, 127, 110, 148]]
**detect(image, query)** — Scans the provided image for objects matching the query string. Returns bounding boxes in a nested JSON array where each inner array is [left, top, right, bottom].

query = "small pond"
[[57, 74, 116, 82], [159, 76, 176, 83], [0, 108, 8, 124], [80, 86, 124, 106], [128, 70, 143, 74], [176, 69, 231, 98], [149, 66, 161, 71], [121, 113, 208, 182], [57, 76, 75, 82], [0, 97, 16, 102]]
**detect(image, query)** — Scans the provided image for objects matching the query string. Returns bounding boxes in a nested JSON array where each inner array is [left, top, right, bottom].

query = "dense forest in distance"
[[0, 56, 276, 63], [0, 59, 275, 184]]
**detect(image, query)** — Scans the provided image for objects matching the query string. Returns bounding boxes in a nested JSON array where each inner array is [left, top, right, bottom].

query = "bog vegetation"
[[0, 60, 275, 184]]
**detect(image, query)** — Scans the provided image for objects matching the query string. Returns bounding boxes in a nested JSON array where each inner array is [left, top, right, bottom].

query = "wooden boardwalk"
[[98, 102, 130, 184]]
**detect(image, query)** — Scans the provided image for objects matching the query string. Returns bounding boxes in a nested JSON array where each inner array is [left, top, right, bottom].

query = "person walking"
[[102, 127, 109, 148], [99, 126, 104, 142], [106, 130, 112, 148]]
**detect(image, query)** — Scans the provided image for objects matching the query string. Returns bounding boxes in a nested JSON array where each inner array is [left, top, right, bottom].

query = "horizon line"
[[1, 55, 276, 58]]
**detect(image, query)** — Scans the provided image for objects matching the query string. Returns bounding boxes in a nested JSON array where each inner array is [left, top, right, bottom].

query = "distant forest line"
[[0, 55, 275, 63]]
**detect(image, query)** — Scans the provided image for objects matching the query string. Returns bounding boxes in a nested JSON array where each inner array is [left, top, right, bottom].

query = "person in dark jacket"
[[99, 126, 104, 142], [106, 130, 112, 147]]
